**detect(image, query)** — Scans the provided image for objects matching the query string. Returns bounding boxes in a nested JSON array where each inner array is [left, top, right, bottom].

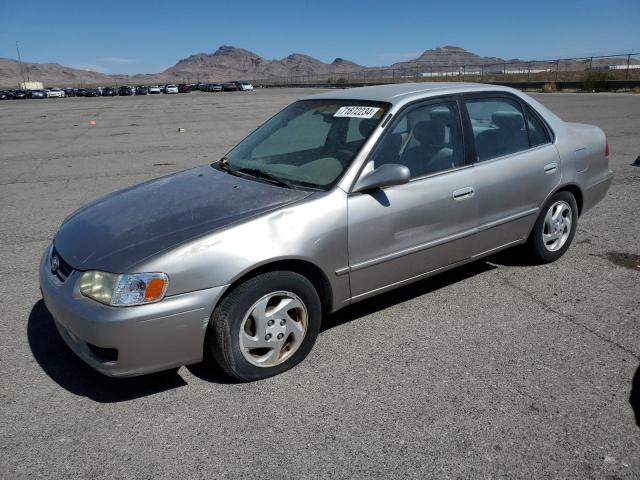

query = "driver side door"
[[347, 98, 479, 300]]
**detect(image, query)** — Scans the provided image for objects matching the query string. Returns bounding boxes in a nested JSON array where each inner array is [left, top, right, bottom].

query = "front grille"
[[51, 246, 74, 282]]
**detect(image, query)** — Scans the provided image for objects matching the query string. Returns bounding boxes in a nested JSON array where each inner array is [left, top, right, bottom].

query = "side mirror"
[[353, 164, 410, 193]]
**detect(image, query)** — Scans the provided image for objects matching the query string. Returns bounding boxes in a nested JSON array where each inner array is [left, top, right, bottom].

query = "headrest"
[[413, 120, 445, 146], [492, 111, 524, 131], [429, 108, 452, 124], [358, 118, 378, 138]]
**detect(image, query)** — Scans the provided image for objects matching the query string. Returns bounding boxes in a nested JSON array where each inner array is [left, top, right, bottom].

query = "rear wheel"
[[207, 271, 321, 381], [525, 191, 578, 263]]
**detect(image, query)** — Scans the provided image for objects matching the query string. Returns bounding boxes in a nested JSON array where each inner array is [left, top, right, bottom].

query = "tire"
[[207, 271, 322, 381], [525, 191, 578, 263]]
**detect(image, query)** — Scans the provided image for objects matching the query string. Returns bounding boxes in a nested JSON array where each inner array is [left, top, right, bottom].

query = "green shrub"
[[582, 71, 611, 92], [542, 82, 558, 93]]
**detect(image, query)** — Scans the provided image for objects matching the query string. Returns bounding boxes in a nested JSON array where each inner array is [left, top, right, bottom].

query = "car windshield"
[[220, 100, 388, 190]]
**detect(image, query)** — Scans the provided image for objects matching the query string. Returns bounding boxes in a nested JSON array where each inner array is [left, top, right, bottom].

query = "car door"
[[461, 94, 561, 255], [347, 98, 479, 300]]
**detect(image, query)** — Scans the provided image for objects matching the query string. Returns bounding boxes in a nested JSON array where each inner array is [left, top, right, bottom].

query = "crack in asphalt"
[[498, 272, 639, 361]]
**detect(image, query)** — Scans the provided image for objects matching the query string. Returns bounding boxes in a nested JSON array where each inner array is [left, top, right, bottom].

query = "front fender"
[[134, 188, 351, 312]]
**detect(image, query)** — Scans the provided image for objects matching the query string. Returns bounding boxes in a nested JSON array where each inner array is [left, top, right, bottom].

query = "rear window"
[[525, 107, 551, 147], [465, 98, 529, 162]]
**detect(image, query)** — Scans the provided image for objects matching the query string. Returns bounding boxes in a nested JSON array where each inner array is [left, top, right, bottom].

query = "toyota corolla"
[[40, 83, 612, 381]]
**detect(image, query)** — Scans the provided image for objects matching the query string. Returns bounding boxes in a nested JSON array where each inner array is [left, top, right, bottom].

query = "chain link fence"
[[251, 53, 640, 88]]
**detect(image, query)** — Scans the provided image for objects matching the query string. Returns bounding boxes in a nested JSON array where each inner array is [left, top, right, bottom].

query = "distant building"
[[608, 64, 640, 70], [19, 81, 44, 90]]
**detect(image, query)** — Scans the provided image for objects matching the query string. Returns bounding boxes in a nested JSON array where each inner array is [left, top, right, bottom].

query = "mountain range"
[[0, 45, 635, 87]]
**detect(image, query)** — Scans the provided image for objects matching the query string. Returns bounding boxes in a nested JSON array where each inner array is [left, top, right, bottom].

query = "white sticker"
[[334, 106, 380, 119]]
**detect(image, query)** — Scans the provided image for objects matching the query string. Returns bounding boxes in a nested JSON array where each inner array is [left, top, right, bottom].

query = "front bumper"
[[39, 248, 227, 377]]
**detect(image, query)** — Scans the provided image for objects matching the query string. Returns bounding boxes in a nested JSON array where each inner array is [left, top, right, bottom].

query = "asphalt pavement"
[[0, 89, 638, 479]]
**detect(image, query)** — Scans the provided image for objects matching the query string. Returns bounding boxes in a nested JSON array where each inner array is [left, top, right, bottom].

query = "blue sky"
[[1, 0, 638, 74]]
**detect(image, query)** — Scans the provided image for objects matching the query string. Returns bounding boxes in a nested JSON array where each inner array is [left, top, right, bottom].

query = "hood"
[[54, 165, 311, 272]]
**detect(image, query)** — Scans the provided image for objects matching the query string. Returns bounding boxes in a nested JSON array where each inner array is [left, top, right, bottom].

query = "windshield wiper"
[[216, 157, 242, 177], [236, 168, 292, 189]]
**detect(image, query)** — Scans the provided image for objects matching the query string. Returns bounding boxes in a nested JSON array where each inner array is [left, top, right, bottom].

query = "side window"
[[526, 107, 551, 147], [370, 102, 464, 178], [465, 98, 529, 161]]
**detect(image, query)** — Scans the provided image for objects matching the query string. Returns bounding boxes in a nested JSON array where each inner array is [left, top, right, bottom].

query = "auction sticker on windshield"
[[334, 106, 380, 119]]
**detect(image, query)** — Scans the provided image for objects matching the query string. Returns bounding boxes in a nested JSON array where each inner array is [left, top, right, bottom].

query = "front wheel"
[[525, 191, 578, 263], [207, 271, 322, 381]]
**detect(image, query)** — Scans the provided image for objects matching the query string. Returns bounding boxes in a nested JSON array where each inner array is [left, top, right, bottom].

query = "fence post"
[[463, 65, 466, 82], [589, 57, 593, 71], [481, 64, 484, 81], [503, 63, 506, 81], [528, 63, 531, 81], [627, 53, 631, 79], [555, 60, 560, 81]]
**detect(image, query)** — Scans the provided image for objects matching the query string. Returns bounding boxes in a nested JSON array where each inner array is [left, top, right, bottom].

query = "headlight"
[[79, 271, 168, 306]]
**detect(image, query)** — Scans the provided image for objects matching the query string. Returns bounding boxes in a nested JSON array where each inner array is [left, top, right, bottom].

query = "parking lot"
[[1, 89, 639, 479]]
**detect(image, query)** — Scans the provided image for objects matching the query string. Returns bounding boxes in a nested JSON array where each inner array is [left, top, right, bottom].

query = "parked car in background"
[[12, 89, 28, 99], [84, 88, 101, 97], [0, 90, 14, 100], [46, 88, 66, 98], [135, 86, 149, 95], [118, 86, 135, 96], [210, 83, 223, 92], [237, 82, 254, 91], [30, 90, 48, 99], [178, 84, 190, 93], [63, 88, 77, 97], [222, 82, 239, 91], [148, 85, 161, 94], [102, 87, 117, 96], [39, 83, 612, 382], [164, 84, 179, 94]]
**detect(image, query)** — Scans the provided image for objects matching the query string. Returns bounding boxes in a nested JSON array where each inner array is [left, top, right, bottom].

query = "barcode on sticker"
[[334, 106, 380, 119]]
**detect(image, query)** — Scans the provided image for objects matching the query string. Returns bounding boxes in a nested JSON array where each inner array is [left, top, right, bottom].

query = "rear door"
[[461, 94, 561, 255]]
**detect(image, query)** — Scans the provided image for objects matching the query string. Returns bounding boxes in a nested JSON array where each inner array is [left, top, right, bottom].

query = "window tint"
[[370, 102, 464, 178], [465, 98, 529, 161], [252, 108, 332, 158], [225, 100, 386, 189], [526, 107, 550, 147], [346, 117, 368, 143]]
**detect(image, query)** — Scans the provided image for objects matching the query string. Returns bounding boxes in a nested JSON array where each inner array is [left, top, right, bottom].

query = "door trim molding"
[[337, 207, 539, 275]]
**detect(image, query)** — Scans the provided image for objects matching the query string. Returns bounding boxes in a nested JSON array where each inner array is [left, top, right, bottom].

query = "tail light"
[[605, 141, 609, 158]]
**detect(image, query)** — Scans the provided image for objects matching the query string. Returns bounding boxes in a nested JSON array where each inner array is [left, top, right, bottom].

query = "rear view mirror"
[[353, 164, 410, 193]]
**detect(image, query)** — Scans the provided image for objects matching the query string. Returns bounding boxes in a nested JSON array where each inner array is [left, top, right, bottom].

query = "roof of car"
[[306, 82, 517, 107]]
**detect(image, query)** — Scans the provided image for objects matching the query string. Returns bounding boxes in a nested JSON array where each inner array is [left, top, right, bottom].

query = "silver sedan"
[[40, 83, 612, 381]]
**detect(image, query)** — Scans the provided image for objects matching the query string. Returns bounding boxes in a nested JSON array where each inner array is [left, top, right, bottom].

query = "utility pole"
[[16, 41, 28, 86]]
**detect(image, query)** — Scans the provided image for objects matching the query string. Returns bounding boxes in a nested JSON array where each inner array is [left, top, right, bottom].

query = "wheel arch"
[[553, 183, 584, 216], [217, 258, 334, 319]]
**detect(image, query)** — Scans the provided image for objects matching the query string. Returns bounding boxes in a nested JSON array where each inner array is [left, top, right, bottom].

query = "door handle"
[[544, 163, 558, 174], [452, 186, 475, 201]]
